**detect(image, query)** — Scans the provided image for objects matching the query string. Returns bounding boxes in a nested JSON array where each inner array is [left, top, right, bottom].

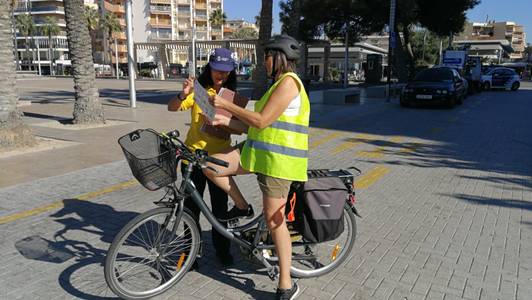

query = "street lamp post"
[[387, 0, 396, 102], [190, 0, 196, 77], [344, 27, 349, 88], [125, 0, 136, 108]]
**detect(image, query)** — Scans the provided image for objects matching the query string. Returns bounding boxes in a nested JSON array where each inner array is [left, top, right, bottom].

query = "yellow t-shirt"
[[178, 88, 231, 154]]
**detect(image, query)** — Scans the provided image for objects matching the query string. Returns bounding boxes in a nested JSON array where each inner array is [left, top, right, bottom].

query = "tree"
[[15, 13, 35, 71], [63, 0, 105, 124], [41, 16, 60, 75], [410, 29, 449, 67], [230, 27, 258, 40], [252, 0, 273, 99], [209, 9, 227, 27], [84, 5, 99, 63], [100, 12, 121, 76], [0, 1, 36, 149], [280, 0, 383, 82], [8, 0, 20, 71], [417, 0, 480, 37]]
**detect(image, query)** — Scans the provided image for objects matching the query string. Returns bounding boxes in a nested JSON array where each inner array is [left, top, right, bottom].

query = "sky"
[[224, 0, 531, 44]]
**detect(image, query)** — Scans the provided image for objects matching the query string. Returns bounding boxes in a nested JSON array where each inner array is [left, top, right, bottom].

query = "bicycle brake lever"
[[202, 165, 219, 174]]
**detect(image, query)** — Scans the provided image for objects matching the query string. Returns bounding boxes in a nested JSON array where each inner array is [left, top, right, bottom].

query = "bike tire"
[[104, 207, 200, 300], [289, 204, 357, 278]]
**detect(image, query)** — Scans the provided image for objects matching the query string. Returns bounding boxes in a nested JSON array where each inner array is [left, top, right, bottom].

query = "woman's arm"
[[211, 76, 300, 129], [168, 77, 194, 111], [167, 93, 185, 111]]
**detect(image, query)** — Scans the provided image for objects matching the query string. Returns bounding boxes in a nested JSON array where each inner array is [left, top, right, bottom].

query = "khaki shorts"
[[257, 173, 292, 199], [237, 140, 292, 198]]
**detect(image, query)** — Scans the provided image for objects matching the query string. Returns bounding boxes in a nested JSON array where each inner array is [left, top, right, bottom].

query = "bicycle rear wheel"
[[289, 204, 356, 278], [104, 207, 200, 299]]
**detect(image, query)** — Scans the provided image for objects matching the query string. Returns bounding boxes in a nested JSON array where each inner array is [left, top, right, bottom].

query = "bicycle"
[[104, 128, 361, 299]]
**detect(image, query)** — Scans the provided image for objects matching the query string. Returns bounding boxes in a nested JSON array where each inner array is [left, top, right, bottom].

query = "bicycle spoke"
[[115, 256, 158, 280]]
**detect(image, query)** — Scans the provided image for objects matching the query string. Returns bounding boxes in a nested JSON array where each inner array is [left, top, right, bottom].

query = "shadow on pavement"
[[15, 198, 275, 299], [190, 229, 276, 299], [14, 199, 138, 299], [446, 193, 532, 211]]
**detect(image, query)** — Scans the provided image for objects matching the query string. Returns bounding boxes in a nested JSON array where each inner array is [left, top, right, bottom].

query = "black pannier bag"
[[287, 171, 350, 243]]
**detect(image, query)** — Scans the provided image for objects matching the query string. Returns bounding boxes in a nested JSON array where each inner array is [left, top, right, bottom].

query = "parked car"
[[481, 67, 520, 91], [400, 67, 467, 108]]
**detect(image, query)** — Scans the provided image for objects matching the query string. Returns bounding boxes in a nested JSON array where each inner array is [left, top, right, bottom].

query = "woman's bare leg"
[[203, 147, 249, 209], [263, 196, 292, 289]]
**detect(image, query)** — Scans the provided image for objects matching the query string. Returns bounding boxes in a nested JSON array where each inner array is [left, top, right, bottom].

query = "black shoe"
[[216, 251, 234, 267], [219, 204, 254, 222], [276, 282, 300, 300]]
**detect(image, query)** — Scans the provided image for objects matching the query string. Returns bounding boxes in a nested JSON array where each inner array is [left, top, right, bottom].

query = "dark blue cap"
[[208, 48, 236, 72]]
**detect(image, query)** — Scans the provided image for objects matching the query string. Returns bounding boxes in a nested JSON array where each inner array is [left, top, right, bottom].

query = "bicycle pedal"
[[267, 265, 279, 281], [227, 219, 240, 228]]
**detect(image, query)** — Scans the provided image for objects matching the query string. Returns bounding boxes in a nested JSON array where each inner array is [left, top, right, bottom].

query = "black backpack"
[[287, 173, 350, 243]]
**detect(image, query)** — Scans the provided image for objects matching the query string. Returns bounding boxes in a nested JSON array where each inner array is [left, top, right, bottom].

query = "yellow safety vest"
[[240, 72, 310, 181]]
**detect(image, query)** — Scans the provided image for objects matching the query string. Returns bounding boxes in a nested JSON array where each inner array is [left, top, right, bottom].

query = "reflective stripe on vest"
[[246, 140, 308, 158], [240, 72, 310, 181]]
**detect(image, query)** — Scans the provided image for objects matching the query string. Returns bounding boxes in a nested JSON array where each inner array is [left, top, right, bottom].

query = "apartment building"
[[223, 18, 258, 39], [133, 0, 225, 65], [14, 0, 69, 74], [98, 0, 128, 65], [457, 21, 527, 60]]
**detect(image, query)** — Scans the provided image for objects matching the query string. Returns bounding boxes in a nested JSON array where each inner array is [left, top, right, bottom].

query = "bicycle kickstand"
[[251, 248, 279, 281]]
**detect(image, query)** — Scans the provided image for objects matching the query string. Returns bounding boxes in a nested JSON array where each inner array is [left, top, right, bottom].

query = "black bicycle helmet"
[[263, 34, 300, 61]]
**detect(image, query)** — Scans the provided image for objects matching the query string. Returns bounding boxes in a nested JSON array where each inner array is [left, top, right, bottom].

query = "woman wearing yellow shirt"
[[167, 48, 242, 266]]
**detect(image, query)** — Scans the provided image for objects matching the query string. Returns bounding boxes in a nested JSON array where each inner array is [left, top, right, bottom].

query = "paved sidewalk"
[[2, 79, 532, 300]]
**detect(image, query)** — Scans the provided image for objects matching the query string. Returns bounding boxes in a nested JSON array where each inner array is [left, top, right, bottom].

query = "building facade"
[[132, 0, 225, 65], [457, 21, 527, 60], [14, 0, 69, 74], [223, 18, 258, 39]]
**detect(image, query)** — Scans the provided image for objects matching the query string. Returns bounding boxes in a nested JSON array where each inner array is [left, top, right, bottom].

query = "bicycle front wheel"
[[290, 204, 357, 278], [104, 207, 200, 300]]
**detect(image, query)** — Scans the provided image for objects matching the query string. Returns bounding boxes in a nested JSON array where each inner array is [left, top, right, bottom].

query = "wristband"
[[178, 92, 186, 100]]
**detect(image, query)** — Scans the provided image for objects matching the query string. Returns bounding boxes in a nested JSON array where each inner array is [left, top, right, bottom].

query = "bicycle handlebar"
[[205, 155, 230, 168], [164, 129, 229, 168]]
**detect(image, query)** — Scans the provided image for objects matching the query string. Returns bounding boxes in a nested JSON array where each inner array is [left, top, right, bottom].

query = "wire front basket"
[[118, 129, 177, 191]]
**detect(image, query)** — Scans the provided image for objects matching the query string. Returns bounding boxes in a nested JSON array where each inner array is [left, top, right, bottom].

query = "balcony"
[[195, 3, 207, 9], [195, 13, 207, 20], [150, 20, 172, 28], [149, 32, 172, 40], [15, 5, 65, 14], [112, 32, 126, 40], [177, 10, 191, 16], [34, 18, 66, 27], [177, 0, 190, 4], [104, 1, 125, 14], [150, 5, 172, 14], [151, 0, 171, 4]]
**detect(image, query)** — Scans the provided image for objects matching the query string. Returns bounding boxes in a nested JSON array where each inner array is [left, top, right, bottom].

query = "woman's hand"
[[182, 77, 194, 97], [209, 94, 227, 109], [210, 113, 231, 127]]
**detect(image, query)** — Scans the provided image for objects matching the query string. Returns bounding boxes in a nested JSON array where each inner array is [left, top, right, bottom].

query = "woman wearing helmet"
[[167, 47, 239, 267], [204, 35, 309, 299]]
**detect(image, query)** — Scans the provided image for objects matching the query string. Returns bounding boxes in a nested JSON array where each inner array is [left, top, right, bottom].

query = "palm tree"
[[0, 1, 36, 149], [41, 16, 60, 75], [83, 5, 99, 63], [100, 12, 121, 76], [252, 0, 273, 99], [15, 13, 35, 71], [231, 27, 258, 40], [63, 0, 105, 124], [9, 0, 20, 70], [209, 9, 227, 27]]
